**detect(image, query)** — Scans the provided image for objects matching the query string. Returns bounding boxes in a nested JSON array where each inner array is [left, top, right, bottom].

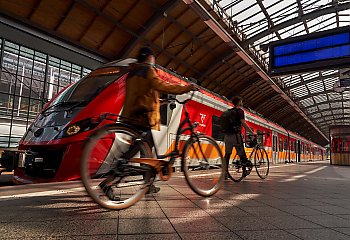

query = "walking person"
[[220, 96, 256, 179]]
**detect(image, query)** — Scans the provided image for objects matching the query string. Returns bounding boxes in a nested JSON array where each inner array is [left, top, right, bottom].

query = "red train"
[[14, 59, 326, 184]]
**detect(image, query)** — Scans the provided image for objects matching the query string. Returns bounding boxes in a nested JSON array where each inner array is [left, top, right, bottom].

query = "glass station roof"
[[210, 0, 350, 136]]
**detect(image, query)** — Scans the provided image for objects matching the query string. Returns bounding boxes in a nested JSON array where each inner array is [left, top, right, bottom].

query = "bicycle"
[[80, 92, 226, 210], [227, 133, 269, 182]]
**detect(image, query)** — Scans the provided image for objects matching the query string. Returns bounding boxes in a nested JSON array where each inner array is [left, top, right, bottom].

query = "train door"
[[297, 140, 301, 162], [272, 132, 278, 164]]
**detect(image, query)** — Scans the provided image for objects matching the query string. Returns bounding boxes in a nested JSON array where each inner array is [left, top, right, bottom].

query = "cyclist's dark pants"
[[224, 133, 248, 170]]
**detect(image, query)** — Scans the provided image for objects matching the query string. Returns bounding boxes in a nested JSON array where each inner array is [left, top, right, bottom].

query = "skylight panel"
[[312, 113, 322, 118], [331, 102, 342, 108], [333, 109, 343, 115], [322, 69, 337, 76], [343, 92, 350, 100], [321, 111, 333, 117], [307, 106, 318, 113], [324, 77, 337, 90], [327, 92, 342, 101], [302, 72, 320, 81], [313, 94, 327, 103], [291, 85, 308, 97], [318, 103, 330, 110], [300, 97, 314, 107], [235, 4, 261, 25], [324, 115, 334, 121], [307, 80, 324, 94]]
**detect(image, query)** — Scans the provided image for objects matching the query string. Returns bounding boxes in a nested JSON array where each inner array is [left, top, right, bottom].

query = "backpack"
[[219, 108, 241, 133]]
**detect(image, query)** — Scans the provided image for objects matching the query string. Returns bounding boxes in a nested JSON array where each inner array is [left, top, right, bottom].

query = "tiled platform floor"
[[1, 161, 350, 239]]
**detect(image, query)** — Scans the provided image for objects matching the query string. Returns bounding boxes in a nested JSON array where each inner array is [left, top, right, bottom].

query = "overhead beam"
[[296, 0, 310, 34]]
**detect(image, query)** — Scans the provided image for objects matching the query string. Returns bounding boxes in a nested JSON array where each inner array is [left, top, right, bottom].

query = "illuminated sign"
[[269, 26, 350, 76]]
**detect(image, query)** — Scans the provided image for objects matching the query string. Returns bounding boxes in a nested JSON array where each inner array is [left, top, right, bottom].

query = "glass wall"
[[0, 38, 90, 148]]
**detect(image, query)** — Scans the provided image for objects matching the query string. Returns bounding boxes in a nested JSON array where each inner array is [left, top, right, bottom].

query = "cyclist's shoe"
[[234, 160, 241, 169], [243, 168, 251, 177], [242, 160, 253, 170], [242, 160, 252, 168], [146, 185, 160, 194], [225, 173, 229, 180], [99, 183, 120, 201]]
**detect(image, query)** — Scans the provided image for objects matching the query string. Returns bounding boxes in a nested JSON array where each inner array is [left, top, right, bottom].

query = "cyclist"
[[100, 46, 197, 198], [224, 96, 256, 179]]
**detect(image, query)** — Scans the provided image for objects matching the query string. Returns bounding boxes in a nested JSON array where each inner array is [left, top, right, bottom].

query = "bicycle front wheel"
[[182, 135, 225, 197], [80, 124, 153, 210], [227, 154, 244, 182], [254, 148, 269, 179]]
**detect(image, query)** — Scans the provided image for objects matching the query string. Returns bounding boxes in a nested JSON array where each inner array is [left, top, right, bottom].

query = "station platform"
[[1, 161, 350, 239]]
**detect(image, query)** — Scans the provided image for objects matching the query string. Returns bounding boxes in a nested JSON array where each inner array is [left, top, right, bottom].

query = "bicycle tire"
[[227, 153, 245, 182], [254, 147, 269, 179], [80, 123, 153, 210], [182, 135, 225, 197]]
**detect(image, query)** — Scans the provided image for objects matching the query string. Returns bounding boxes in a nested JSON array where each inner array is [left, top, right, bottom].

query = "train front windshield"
[[47, 68, 125, 109]]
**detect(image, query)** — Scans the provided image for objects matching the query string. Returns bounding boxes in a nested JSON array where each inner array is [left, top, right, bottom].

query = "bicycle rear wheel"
[[254, 148, 269, 179], [80, 124, 153, 210], [182, 135, 225, 197], [227, 154, 244, 182]]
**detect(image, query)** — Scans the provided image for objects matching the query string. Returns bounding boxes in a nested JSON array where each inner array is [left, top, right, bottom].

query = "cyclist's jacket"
[[121, 63, 192, 130]]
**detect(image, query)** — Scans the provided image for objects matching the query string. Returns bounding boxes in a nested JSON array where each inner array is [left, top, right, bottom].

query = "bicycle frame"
[[116, 92, 203, 174], [155, 104, 198, 165]]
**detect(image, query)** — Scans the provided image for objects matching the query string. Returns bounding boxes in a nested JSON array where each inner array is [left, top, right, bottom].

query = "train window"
[[160, 93, 168, 126], [284, 139, 288, 150], [212, 115, 224, 141], [48, 72, 124, 108], [279, 138, 283, 151], [257, 130, 263, 146]]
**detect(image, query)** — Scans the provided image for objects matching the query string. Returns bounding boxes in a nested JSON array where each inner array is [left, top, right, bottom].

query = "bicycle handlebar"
[[162, 90, 196, 105]]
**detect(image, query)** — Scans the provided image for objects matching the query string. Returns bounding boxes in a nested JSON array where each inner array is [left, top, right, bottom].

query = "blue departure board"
[[269, 27, 350, 76]]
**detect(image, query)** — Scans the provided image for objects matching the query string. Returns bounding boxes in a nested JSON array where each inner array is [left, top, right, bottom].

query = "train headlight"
[[66, 125, 80, 135], [59, 117, 100, 138]]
